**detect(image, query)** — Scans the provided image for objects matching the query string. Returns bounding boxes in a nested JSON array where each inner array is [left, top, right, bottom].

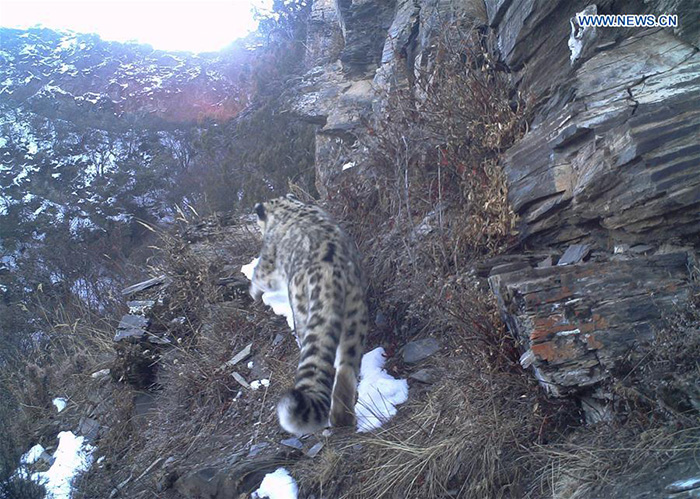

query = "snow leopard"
[[250, 194, 368, 435]]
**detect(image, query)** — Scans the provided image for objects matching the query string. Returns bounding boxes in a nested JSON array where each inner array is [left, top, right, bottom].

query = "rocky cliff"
[[288, 0, 700, 423]]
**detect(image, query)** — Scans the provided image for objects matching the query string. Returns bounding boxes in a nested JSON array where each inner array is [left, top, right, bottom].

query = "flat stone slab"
[[306, 442, 324, 458], [557, 244, 591, 266], [227, 343, 252, 367], [666, 477, 700, 494], [127, 300, 155, 314], [280, 438, 303, 450], [537, 256, 553, 268], [401, 338, 441, 364], [247, 442, 269, 458], [231, 372, 250, 389], [114, 314, 149, 342], [121, 275, 167, 297]]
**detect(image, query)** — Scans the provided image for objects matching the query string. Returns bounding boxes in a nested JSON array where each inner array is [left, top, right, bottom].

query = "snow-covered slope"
[[0, 26, 255, 311], [0, 26, 250, 123]]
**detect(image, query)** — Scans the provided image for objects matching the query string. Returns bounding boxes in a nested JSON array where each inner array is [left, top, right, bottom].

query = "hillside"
[[2, 1, 700, 498]]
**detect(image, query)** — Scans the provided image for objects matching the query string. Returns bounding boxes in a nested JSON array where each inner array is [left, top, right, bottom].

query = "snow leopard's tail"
[[277, 362, 359, 435], [277, 385, 333, 436]]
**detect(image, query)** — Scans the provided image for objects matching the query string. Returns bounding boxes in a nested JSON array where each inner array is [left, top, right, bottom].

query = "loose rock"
[[306, 442, 324, 458], [401, 338, 441, 364], [114, 315, 149, 342], [280, 438, 303, 450], [121, 275, 167, 297], [409, 369, 435, 384]]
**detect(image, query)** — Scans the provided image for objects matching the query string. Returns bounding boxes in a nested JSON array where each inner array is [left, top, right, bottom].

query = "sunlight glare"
[[0, 0, 272, 53]]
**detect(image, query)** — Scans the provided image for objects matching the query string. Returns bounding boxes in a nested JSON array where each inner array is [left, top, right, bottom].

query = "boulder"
[[489, 251, 694, 397]]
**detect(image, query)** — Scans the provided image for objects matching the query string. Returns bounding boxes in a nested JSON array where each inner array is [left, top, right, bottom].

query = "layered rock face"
[[487, 0, 699, 412], [292, 0, 700, 415]]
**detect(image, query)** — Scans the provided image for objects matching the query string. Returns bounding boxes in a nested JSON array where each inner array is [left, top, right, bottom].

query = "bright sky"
[[0, 0, 271, 53]]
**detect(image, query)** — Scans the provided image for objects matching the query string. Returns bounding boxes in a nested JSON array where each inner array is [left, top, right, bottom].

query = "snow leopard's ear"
[[286, 193, 300, 203], [254, 202, 266, 222]]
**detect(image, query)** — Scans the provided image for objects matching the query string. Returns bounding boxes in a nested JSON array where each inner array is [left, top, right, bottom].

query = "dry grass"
[[290, 280, 575, 498], [534, 425, 700, 498], [292, 353, 574, 499], [353, 367, 540, 499], [336, 23, 528, 271], [0, 286, 122, 497], [0, 294, 120, 430], [70, 212, 308, 497]]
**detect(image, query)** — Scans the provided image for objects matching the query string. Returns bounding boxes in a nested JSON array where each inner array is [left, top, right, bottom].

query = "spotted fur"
[[250, 194, 368, 435]]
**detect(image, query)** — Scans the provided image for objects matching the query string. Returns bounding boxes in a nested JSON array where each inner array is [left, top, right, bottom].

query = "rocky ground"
[[31, 206, 692, 498]]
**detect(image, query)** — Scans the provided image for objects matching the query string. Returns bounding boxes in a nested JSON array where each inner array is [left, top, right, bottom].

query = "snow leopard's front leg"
[[250, 241, 278, 301]]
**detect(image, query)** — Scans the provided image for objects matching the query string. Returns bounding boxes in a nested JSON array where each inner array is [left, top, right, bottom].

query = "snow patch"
[[27, 140, 38, 155], [78, 92, 102, 104], [251, 468, 298, 499], [241, 258, 295, 330], [261, 290, 295, 330], [250, 379, 270, 391], [106, 213, 132, 223], [42, 84, 72, 97], [58, 36, 78, 51], [21, 444, 45, 465], [19, 44, 37, 56], [20, 432, 94, 499], [1, 254, 17, 270], [240, 257, 258, 280], [70, 215, 98, 236], [58, 63, 76, 74], [53, 397, 67, 413], [355, 347, 409, 432]]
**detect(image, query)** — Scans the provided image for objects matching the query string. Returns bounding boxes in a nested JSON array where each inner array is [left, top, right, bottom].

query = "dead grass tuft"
[[334, 23, 529, 280], [534, 424, 700, 498]]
